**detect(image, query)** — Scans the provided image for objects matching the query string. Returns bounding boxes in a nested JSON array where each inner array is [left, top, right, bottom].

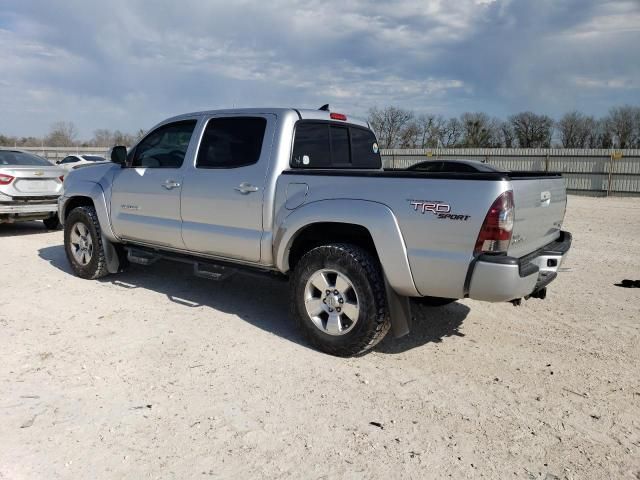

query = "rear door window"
[[196, 117, 267, 168]]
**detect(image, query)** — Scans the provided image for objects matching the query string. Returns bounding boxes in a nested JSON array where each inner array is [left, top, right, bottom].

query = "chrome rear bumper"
[[467, 231, 572, 302]]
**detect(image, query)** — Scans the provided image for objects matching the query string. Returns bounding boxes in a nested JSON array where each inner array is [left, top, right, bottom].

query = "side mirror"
[[55, 160, 62, 165], [110, 145, 127, 166]]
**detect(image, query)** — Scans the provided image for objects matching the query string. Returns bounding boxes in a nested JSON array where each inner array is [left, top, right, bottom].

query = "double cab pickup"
[[59, 108, 571, 356]]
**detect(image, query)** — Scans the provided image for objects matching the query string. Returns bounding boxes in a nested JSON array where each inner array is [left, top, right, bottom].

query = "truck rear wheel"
[[64, 206, 109, 279], [291, 243, 390, 356]]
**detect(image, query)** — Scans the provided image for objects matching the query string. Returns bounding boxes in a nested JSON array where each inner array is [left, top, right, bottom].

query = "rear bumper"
[[467, 231, 572, 302], [0, 202, 58, 215]]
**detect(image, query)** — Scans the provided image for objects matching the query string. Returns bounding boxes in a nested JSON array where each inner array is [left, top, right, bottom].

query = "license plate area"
[[14, 179, 58, 193]]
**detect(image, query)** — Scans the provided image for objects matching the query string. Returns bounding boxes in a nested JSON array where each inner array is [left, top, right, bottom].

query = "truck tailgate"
[[508, 174, 567, 258]]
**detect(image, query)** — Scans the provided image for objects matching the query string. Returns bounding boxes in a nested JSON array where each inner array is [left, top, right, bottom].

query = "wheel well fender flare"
[[273, 199, 419, 297], [61, 181, 118, 242]]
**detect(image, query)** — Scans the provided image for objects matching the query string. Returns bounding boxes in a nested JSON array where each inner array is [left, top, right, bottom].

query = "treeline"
[[0, 121, 145, 148], [368, 105, 640, 149], [3, 106, 640, 150]]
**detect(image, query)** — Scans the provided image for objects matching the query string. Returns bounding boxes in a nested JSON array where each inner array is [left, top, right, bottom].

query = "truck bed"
[[278, 169, 567, 300]]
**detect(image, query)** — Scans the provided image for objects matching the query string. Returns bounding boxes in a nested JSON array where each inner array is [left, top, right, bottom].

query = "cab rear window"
[[291, 121, 381, 169]]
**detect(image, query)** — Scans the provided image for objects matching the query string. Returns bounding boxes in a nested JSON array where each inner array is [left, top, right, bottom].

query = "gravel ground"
[[1, 195, 639, 479]]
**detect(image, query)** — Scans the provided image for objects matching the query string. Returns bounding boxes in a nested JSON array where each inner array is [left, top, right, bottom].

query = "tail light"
[[474, 190, 514, 255], [330, 112, 347, 121], [0, 174, 15, 185], [59, 175, 64, 182]]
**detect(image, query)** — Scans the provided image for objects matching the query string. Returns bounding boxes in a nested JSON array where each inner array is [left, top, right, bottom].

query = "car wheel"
[[291, 243, 390, 357], [64, 206, 109, 279], [43, 214, 61, 230]]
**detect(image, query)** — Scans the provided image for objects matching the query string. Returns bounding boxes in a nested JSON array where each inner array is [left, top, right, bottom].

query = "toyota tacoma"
[[58, 107, 571, 356]]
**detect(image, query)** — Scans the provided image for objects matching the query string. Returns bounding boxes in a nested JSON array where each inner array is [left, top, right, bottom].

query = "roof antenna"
[[318, 104, 330, 111]]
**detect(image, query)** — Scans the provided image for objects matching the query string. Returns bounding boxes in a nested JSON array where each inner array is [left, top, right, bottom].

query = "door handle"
[[162, 180, 181, 190], [234, 182, 259, 194]]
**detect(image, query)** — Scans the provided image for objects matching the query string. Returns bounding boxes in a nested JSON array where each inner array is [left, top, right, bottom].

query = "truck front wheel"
[[291, 243, 391, 356], [63, 206, 109, 279]]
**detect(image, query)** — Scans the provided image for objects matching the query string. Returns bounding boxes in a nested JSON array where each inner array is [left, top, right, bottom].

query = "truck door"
[[110, 119, 198, 248], [180, 114, 275, 262]]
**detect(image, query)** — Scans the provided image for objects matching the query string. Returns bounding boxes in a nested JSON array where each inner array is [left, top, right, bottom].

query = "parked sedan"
[[0, 148, 65, 229], [406, 159, 505, 173], [56, 154, 107, 170]]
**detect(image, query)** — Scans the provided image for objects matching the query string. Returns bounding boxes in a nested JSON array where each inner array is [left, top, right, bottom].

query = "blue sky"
[[0, 0, 638, 138]]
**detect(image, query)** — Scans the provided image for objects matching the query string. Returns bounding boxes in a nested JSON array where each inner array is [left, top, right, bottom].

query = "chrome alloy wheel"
[[69, 222, 94, 266], [304, 269, 360, 336]]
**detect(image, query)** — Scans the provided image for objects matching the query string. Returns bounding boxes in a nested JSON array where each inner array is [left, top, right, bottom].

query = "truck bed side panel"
[[275, 171, 511, 298]]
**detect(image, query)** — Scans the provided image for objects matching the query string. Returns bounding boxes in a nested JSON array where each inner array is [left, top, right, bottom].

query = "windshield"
[[0, 150, 52, 166], [81, 155, 106, 162]]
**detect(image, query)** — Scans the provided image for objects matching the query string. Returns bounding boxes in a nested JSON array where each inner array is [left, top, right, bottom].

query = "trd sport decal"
[[409, 200, 470, 221]]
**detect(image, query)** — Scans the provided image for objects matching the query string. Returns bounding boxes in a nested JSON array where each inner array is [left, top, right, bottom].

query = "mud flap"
[[102, 235, 121, 274], [385, 277, 412, 338]]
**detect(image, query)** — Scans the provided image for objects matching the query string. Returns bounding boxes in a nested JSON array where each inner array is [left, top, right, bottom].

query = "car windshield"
[[0, 150, 51, 166], [81, 155, 106, 162]]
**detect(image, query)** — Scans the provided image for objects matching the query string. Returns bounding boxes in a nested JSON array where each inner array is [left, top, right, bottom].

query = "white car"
[[56, 154, 107, 170], [0, 148, 65, 229]]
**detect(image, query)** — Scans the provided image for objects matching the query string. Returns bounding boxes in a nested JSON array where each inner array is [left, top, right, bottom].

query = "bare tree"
[[498, 121, 515, 148], [368, 106, 414, 148], [509, 112, 554, 148], [46, 121, 78, 147], [460, 112, 500, 147], [438, 118, 462, 147], [410, 114, 447, 148], [92, 129, 114, 147], [557, 111, 594, 148], [606, 106, 636, 148]]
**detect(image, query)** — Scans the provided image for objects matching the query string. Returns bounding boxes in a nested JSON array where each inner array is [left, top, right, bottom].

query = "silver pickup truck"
[[59, 108, 571, 356]]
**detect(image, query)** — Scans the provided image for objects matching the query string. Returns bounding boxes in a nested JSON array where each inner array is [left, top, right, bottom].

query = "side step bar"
[[124, 246, 286, 282], [193, 263, 233, 281], [127, 248, 159, 266]]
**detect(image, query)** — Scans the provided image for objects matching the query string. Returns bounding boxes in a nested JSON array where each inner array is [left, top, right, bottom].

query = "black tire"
[[64, 206, 109, 279], [291, 243, 390, 357], [413, 296, 456, 307], [43, 214, 61, 230]]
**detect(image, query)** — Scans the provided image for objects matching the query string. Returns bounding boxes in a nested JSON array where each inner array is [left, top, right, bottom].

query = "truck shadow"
[[376, 302, 469, 354], [0, 221, 51, 237], [38, 245, 468, 355]]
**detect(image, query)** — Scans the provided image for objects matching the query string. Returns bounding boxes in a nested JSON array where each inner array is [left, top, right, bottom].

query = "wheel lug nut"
[[326, 290, 330, 295], [338, 298, 344, 304], [334, 290, 339, 295], [336, 307, 341, 313], [328, 308, 333, 312], [322, 298, 326, 303]]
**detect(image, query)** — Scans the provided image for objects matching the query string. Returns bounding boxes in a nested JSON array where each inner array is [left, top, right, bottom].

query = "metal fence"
[[6, 146, 640, 197], [381, 148, 640, 197]]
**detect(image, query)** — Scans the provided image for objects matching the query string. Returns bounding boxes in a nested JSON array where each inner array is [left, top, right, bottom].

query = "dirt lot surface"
[[1, 195, 639, 479]]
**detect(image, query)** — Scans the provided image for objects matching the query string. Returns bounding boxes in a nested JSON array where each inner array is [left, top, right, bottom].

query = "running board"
[[193, 263, 234, 281], [127, 248, 159, 266], [123, 245, 286, 282]]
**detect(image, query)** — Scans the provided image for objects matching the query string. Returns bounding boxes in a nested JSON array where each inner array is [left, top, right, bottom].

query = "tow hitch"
[[510, 286, 548, 306]]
